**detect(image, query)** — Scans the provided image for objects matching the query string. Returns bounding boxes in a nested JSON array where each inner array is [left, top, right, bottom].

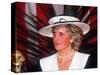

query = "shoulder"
[[76, 51, 97, 68], [75, 51, 90, 58], [70, 51, 90, 69], [85, 52, 97, 68], [40, 54, 56, 63], [39, 54, 57, 71]]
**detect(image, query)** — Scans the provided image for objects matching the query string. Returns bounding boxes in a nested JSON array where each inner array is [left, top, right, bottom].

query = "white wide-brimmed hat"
[[39, 16, 90, 37]]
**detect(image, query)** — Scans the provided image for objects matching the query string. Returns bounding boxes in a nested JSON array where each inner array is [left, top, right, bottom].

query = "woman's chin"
[[55, 47, 62, 51], [54, 45, 65, 51]]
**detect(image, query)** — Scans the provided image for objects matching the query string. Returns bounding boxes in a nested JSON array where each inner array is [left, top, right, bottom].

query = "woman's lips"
[[55, 43, 61, 45]]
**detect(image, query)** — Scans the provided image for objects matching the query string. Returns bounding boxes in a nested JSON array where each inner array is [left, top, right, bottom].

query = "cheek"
[[53, 36, 71, 45], [62, 36, 71, 45], [53, 37, 71, 51]]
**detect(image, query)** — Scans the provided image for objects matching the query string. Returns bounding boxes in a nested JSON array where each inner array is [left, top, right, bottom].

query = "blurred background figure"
[[11, 50, 26, 73]]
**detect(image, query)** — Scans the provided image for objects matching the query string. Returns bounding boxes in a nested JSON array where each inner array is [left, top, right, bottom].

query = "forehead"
[[52, 24, 70, 32]]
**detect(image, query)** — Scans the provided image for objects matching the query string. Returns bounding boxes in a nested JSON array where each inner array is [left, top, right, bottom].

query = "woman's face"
[[52, 26, 72, 51]]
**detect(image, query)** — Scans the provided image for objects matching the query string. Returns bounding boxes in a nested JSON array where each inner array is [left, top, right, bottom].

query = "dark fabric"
[[32, 60, 42, 72], [85, 52, 97, 68], [21, 62, 27, 72], [20, 60, 42, 72], [26, 60, 42, 72]]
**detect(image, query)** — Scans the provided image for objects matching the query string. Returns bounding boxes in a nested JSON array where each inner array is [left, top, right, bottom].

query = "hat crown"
[[49, 16, 80, 24]]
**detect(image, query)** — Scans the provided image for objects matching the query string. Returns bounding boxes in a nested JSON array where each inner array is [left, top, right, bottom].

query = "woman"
[[38, 16, 91, 71]]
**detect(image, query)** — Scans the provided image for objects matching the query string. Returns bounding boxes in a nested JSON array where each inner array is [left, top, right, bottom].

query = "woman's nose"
[[54, 34, 60, 40]]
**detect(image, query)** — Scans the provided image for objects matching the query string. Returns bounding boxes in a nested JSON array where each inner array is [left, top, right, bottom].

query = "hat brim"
[[39, 22, 90, 37]]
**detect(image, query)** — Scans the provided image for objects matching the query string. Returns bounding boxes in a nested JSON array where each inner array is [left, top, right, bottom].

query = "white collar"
[[40, 53, 58, 71], [40, 51, 90, 71]]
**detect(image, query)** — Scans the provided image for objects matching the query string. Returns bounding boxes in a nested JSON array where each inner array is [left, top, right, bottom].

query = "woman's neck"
[[57, 46, 75, 70], [57, 46, 74, 58]]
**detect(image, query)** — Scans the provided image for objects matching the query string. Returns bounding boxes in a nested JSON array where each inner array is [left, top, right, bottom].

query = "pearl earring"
[[70, 40, 73, 43]]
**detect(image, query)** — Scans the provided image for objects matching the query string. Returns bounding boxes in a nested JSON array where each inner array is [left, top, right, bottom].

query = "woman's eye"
[[59, 32, 64, 36]]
